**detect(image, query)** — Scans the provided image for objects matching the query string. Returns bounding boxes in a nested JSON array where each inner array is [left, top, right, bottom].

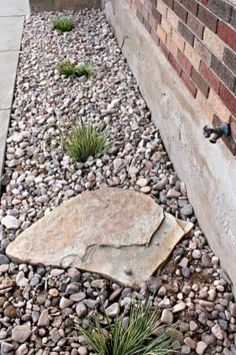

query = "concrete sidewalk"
[[0, 0, 30, 184]]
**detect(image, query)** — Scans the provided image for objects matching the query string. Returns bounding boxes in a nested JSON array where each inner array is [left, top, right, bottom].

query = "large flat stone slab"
[[0, 109, 11, 178], [0, 17, 24, 51], [0, 51, 19, 110], [6, 188, 193, 287], [0, 0, 30, 16]]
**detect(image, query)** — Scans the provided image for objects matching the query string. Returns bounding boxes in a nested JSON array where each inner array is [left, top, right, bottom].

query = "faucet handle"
[[203, 123, 230, 144], [203, 125, 213, 138]]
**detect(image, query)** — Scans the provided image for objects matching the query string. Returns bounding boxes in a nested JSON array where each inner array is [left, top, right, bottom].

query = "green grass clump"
[[75, 299, 177, 355], [64, 120, 109, 162], [57, 59, 95, 78], [53, 17, 74, 32], [75, 62, 95, 77], [57, 59, 78, 77]]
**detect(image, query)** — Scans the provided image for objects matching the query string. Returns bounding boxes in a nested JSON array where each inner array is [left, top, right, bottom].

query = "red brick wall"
[[128, 0, 236, 155]]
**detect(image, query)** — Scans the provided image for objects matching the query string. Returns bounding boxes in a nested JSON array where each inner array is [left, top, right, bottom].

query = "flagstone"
[[6, 188, 193, 287]]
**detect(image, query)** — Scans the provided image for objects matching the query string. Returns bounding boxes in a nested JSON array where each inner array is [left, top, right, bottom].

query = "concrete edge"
[[0, 14, 26, 187], [0, 109, 11, 188]]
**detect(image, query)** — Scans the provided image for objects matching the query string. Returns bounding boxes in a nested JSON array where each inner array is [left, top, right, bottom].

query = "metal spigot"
[[203, 123, 230, 144]]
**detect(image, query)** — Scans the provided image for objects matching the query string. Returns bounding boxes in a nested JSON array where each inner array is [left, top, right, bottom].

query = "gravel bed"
[[0, 9, 236, 355]]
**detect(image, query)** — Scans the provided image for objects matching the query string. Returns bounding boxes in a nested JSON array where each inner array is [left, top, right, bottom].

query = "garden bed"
[[0, 9, 236, 355]]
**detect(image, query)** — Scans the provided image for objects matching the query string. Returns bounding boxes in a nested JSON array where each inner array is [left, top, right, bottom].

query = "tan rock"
[[6, 188, 193, 287]]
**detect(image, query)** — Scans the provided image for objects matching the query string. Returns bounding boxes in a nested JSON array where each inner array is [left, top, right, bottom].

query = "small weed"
[[57, 59, 79, 77], [53, 17, 74, 32], [57, 59, 95, 78], [75, 299, 178, 355], [76, 62, 95, 77], [63, 120, 109, 162]]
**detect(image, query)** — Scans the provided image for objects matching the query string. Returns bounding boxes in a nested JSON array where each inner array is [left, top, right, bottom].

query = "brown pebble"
[[49, 288, 59, 297], [4, 305, 17, 318], [36, 291, 48, 305]]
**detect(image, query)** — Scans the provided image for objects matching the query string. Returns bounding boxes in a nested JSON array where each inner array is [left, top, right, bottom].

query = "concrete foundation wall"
[[30, 0, 101, 13], [104, 0, 236, 293]]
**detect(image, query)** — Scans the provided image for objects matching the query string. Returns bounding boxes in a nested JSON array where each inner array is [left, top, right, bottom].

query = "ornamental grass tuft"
[[75, 299, 177, 355], [64, 120, 109, 162], [52, 17, 74, 32], [57, 59, 95, 78]]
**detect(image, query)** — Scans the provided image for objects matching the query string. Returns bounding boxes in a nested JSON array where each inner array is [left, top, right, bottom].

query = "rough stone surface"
[[212, 323, 224, 340], [161, 309, 173, 325], [105, 302, 120, 317], [37, 309, 49, 327], [7, 188, 192, 287], [11, 325, 31, 343], [196, 341, 208, 355], [1, 215, 20, 230]]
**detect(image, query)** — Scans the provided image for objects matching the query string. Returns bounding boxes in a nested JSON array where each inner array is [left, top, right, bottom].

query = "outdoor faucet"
[[203, 123, 230, 144]]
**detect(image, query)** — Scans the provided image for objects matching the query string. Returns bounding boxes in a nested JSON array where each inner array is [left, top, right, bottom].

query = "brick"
[[162, 0, 174, 9], [177, 48, 192, 74], [223, 48, 236, 76], [143, 0, 152, 12], [148, 13, 157, 30], [168, 53, 182, 75], [208, 90, 231, 122], [137, 10, 144, 23], [181, 71, 197, 97], [219, 83, 236, 117], [151, 28, 160, 45], [204, 27, 225, 59], [187, 13, 205, 39], [196, 90, 215, 122], [157, 24, 167, 43], [184, 42, 201, 69], [141, 5, 149, 21], [167, 9, 179, 30], [143, 18, 152, 33], [173, 1, 188, 22], [160, 40, 170, 59], [207, 0, 233, 22], [178, 22, 195, 46], [191, 68, 210, 97], [171, 28, 185, 51], [157, 0, 168, 17], [161, 17, 172, 35], [166, 34, 178, 56], [199, 61, 221, 93], [200, 0, 208, 4], [180, 0, 198, 16], [136, 2, 142, 12], [211, 55, 235, 92], [217, 21, 236, 52], [194, 38, 211, 66], [197, 5, 218, 33], [152, 6, 162, 23], [231, 8, 236, 29]]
